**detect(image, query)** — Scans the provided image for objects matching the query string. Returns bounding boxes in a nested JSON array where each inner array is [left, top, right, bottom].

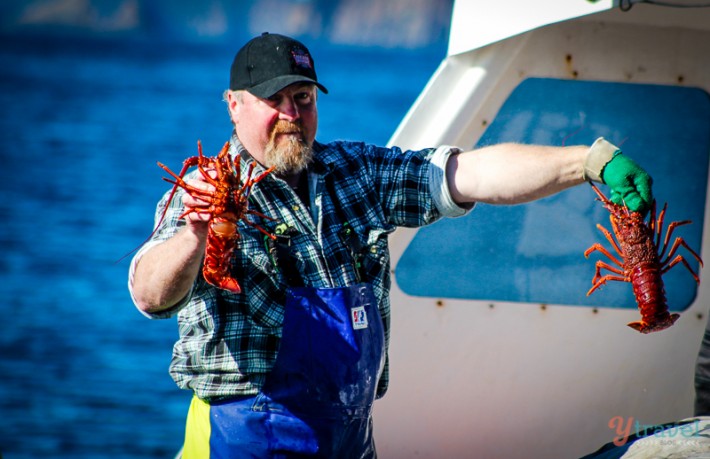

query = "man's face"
[[229, 83, 318, 176]]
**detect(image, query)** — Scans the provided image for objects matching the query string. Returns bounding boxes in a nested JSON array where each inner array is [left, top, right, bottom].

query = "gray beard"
[[264, 136, 313, 176]]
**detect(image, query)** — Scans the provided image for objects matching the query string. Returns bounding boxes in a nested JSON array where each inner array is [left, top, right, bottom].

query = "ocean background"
[[0, 2, 450, 457]]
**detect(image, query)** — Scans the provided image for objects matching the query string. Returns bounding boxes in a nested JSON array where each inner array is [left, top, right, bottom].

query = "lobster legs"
[[585, 207, 701, 295]]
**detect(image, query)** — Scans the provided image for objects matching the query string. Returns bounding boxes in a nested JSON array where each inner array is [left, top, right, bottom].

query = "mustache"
[[271, 120, 304, 137]]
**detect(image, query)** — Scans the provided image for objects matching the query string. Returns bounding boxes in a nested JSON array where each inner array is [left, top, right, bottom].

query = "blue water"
[[0, 34, 444, 458]]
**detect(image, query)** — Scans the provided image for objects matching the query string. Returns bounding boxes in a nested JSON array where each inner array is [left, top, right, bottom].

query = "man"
[[129, 32, 653, 458]]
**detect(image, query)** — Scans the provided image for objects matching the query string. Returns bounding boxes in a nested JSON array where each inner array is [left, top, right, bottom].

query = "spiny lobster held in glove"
[[158, 140, 275, 294], [584, 183, 703, 333]]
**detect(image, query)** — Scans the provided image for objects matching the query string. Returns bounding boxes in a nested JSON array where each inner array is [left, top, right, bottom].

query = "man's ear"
[[226, 90, 241, 124]]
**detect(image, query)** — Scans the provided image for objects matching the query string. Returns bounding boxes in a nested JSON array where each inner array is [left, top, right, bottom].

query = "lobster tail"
[[202, 216, 241, 294], [627, 313, 679, 334]]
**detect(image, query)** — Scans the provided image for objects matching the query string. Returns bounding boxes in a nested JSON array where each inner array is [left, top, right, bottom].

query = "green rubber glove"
[[601, 152, 654, 215], [584, 138, 653, 215]]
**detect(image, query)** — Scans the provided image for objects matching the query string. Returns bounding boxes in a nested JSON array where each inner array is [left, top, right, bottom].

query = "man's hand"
[[181, 170, 217, 230], [584, 137, 654, 214], [601, 153, 654, 215]]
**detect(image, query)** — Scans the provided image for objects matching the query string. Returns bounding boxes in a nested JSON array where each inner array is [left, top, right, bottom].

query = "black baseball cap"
[[229, 32, 328, 98]]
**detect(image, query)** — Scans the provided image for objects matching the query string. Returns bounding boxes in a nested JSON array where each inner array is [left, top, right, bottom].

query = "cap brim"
[[246, 75, 328, 98]]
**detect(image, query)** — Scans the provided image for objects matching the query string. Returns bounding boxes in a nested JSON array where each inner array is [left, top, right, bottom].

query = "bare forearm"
[[447, 143, 588, 205], [132, 225, 207, 314]]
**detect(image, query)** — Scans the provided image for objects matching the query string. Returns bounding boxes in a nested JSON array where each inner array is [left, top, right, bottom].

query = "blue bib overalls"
[[184, 283, 385, 458]]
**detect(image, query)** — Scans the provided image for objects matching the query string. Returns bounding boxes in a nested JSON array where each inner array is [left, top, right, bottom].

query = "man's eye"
[[295, 93, 312, 103], [267, 94, 281, 103]]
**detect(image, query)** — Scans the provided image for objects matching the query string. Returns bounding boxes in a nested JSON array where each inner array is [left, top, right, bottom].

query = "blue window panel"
[[396, 78, 710, 310]]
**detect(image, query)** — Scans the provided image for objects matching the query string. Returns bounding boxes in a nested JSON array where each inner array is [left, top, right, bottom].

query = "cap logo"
[[291, 48, 312, 69]]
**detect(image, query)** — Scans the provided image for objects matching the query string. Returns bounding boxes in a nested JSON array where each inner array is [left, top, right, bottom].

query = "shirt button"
[[370, 246, 378, 254], [292, 205, 300, 212]]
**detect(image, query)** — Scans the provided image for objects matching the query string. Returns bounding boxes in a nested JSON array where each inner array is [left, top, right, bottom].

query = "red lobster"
[[584, 183, 703, 333], [157, 140, 275, 294]]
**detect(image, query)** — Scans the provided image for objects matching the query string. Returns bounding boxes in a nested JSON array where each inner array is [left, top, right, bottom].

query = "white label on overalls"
[[351, 306, 368, 330]]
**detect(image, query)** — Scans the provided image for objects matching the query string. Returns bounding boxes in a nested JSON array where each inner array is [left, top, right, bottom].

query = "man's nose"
[[278, 97, 300, 120]]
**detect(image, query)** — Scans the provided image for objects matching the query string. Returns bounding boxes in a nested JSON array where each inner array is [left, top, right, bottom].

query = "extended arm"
[[446, 143, 588, 205], [446, 138, 653, 212]]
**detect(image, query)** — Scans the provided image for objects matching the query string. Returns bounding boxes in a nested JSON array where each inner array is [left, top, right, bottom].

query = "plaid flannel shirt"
[[129, 133, 469, 401]]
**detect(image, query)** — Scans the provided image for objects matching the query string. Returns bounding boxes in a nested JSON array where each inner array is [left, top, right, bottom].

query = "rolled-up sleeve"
[[427, 145, 473, 218]]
